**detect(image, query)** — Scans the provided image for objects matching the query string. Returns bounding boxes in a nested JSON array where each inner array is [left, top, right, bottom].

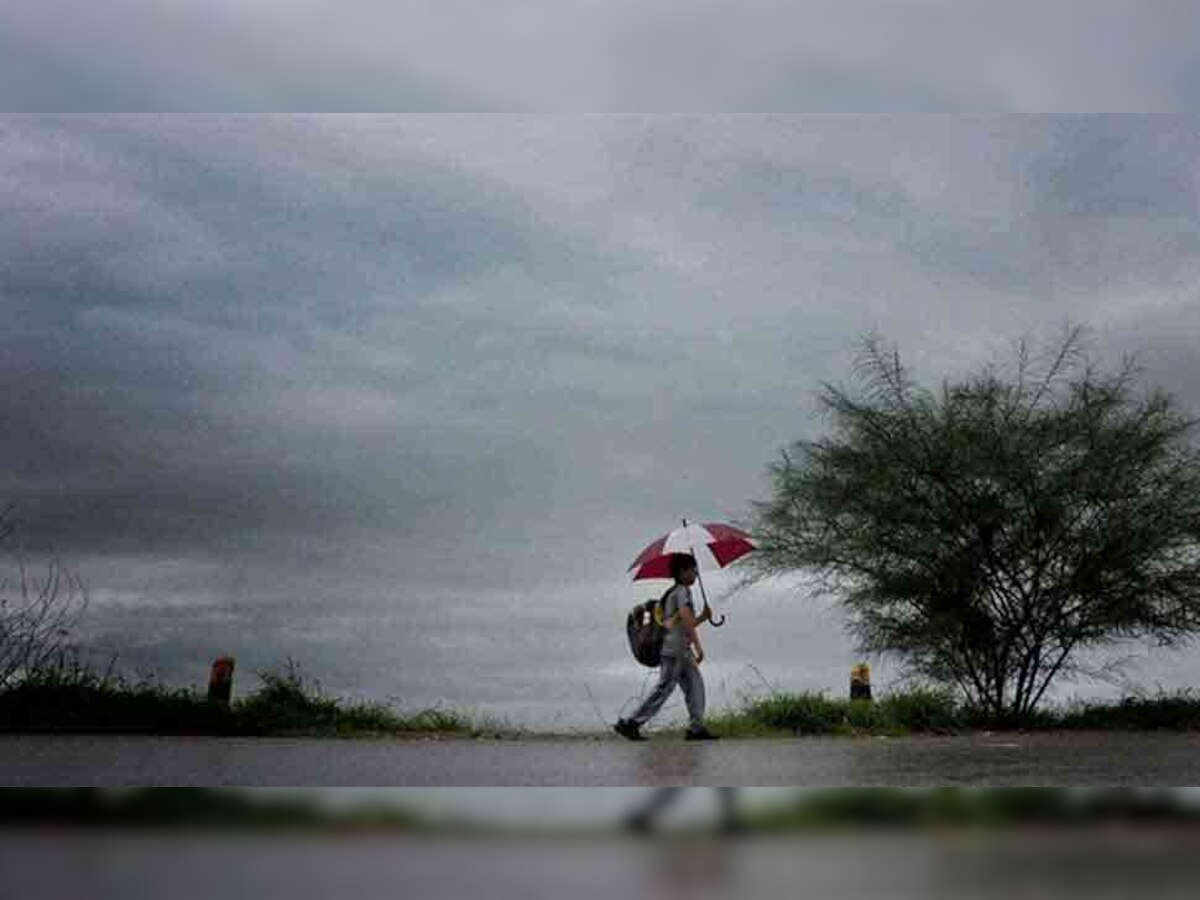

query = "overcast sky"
[[4, 115, 1200, 724], [4, 2, 1200, 112]]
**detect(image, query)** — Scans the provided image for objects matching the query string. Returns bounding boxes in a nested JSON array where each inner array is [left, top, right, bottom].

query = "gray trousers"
[[630, 653, 706, 729]]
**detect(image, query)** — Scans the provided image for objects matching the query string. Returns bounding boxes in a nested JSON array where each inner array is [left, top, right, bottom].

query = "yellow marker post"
[[850, 663, 872, 701]]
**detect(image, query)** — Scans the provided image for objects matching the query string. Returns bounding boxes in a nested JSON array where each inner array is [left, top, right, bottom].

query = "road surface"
[[4, 731, 1200, 785]]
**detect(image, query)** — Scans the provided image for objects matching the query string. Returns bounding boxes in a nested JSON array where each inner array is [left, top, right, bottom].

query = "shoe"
[[685, 726, 719, 741], [614, 719, 647, 741]]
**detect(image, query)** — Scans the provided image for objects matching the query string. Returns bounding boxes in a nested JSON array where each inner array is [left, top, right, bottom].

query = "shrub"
[[1055, 691, 1200, 731], [0, 658, 483, 737], [742, 691, 847, 734], [876, 687, 967, 733], [717, 686, 971, 736], [0, 664, 229, 734]]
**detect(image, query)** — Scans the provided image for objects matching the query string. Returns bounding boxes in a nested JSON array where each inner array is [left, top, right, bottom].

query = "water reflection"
[[625, 789, 740, 834]]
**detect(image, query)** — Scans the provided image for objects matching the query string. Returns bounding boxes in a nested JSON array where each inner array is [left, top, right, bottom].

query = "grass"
[[707, 687, 968, 737], [7, 662, 1200, 738], [1052, 689, 1200, 731], [707, 687, 1200, 737], [0, 661, 503, 738]]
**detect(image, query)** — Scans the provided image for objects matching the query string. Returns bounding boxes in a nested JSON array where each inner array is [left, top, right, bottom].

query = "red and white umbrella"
[[628, 520, 757, 581], [628, 520, 757, 627]]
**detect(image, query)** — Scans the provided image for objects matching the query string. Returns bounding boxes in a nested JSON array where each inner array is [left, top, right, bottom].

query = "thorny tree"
[[749, 328, 1200, 722], [0, 507, 87, 687]]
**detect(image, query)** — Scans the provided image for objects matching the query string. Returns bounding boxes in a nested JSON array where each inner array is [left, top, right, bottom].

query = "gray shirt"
[[661, 584, 695, 658]]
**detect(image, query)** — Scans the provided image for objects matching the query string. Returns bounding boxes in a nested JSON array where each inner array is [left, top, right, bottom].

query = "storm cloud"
[[3, 115, 1200, 723], [4, 2, 1200, 112]]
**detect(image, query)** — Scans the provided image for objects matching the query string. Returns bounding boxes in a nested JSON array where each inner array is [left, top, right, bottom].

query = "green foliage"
[[712, 687, 969, 736], [233, 662, 482, 736], [0, 664, 230, 734], [844, 698, 888, 731], [749, 327, 1200, 722], [712, 686, 1200, 736], [1054, 690, 1200, 731], [875, 686, 968, 733], [233, 663, 346, 735], [743, 691, 848, 734], [0, 659, 485, 737]]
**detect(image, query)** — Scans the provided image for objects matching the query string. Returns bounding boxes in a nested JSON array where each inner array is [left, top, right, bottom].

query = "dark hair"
[[669, 553, 697, 581]]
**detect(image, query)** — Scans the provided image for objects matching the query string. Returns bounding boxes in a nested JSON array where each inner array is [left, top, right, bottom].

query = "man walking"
[[615, 553, 718, 741]]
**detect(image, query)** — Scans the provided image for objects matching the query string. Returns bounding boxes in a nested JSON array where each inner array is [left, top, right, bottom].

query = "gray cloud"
[[3, 2, 1200, 112], [3, 115, 1200, 724]]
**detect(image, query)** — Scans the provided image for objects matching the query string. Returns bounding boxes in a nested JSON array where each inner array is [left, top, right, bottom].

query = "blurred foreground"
[[5, 787, 1200, 831], [4, 790, 1200, 899], [3, 821, 1200, 900]]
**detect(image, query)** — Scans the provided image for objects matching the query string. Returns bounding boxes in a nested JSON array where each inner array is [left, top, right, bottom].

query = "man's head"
[[669, 553, 698, 585]]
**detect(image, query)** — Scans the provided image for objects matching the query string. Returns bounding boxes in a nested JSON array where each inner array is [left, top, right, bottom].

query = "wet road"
[[4, 732, 1200, 785]]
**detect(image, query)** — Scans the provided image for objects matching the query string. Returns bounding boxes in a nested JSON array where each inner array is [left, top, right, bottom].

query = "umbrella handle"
[[697, 602, 727, 628], [683, 517, 728, 629]]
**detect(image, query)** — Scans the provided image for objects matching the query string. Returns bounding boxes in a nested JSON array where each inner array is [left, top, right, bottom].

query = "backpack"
[[626, 587, 676, 668]]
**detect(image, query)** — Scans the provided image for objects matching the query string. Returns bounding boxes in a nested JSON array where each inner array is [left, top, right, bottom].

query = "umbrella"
[[628, 520, 757, 627]]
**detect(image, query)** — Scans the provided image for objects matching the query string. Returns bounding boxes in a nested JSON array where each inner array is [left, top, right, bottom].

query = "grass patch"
[[873, 687, 970, 733], [232, 664, 502, 737], [0, 666, 230, 735], [0, 662, 497, 738], [1050, 689, 1200, 732], [711, 687, 1200, 736], [9, 663, 1200, 738], [710, 687, 967, 737]]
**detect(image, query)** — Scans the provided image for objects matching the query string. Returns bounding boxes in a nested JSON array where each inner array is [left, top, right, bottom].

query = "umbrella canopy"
[[628, 521, 757, 581]]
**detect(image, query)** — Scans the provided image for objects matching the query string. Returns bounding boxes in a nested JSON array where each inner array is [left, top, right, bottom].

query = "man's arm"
[[678, 604, 705, 664]]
